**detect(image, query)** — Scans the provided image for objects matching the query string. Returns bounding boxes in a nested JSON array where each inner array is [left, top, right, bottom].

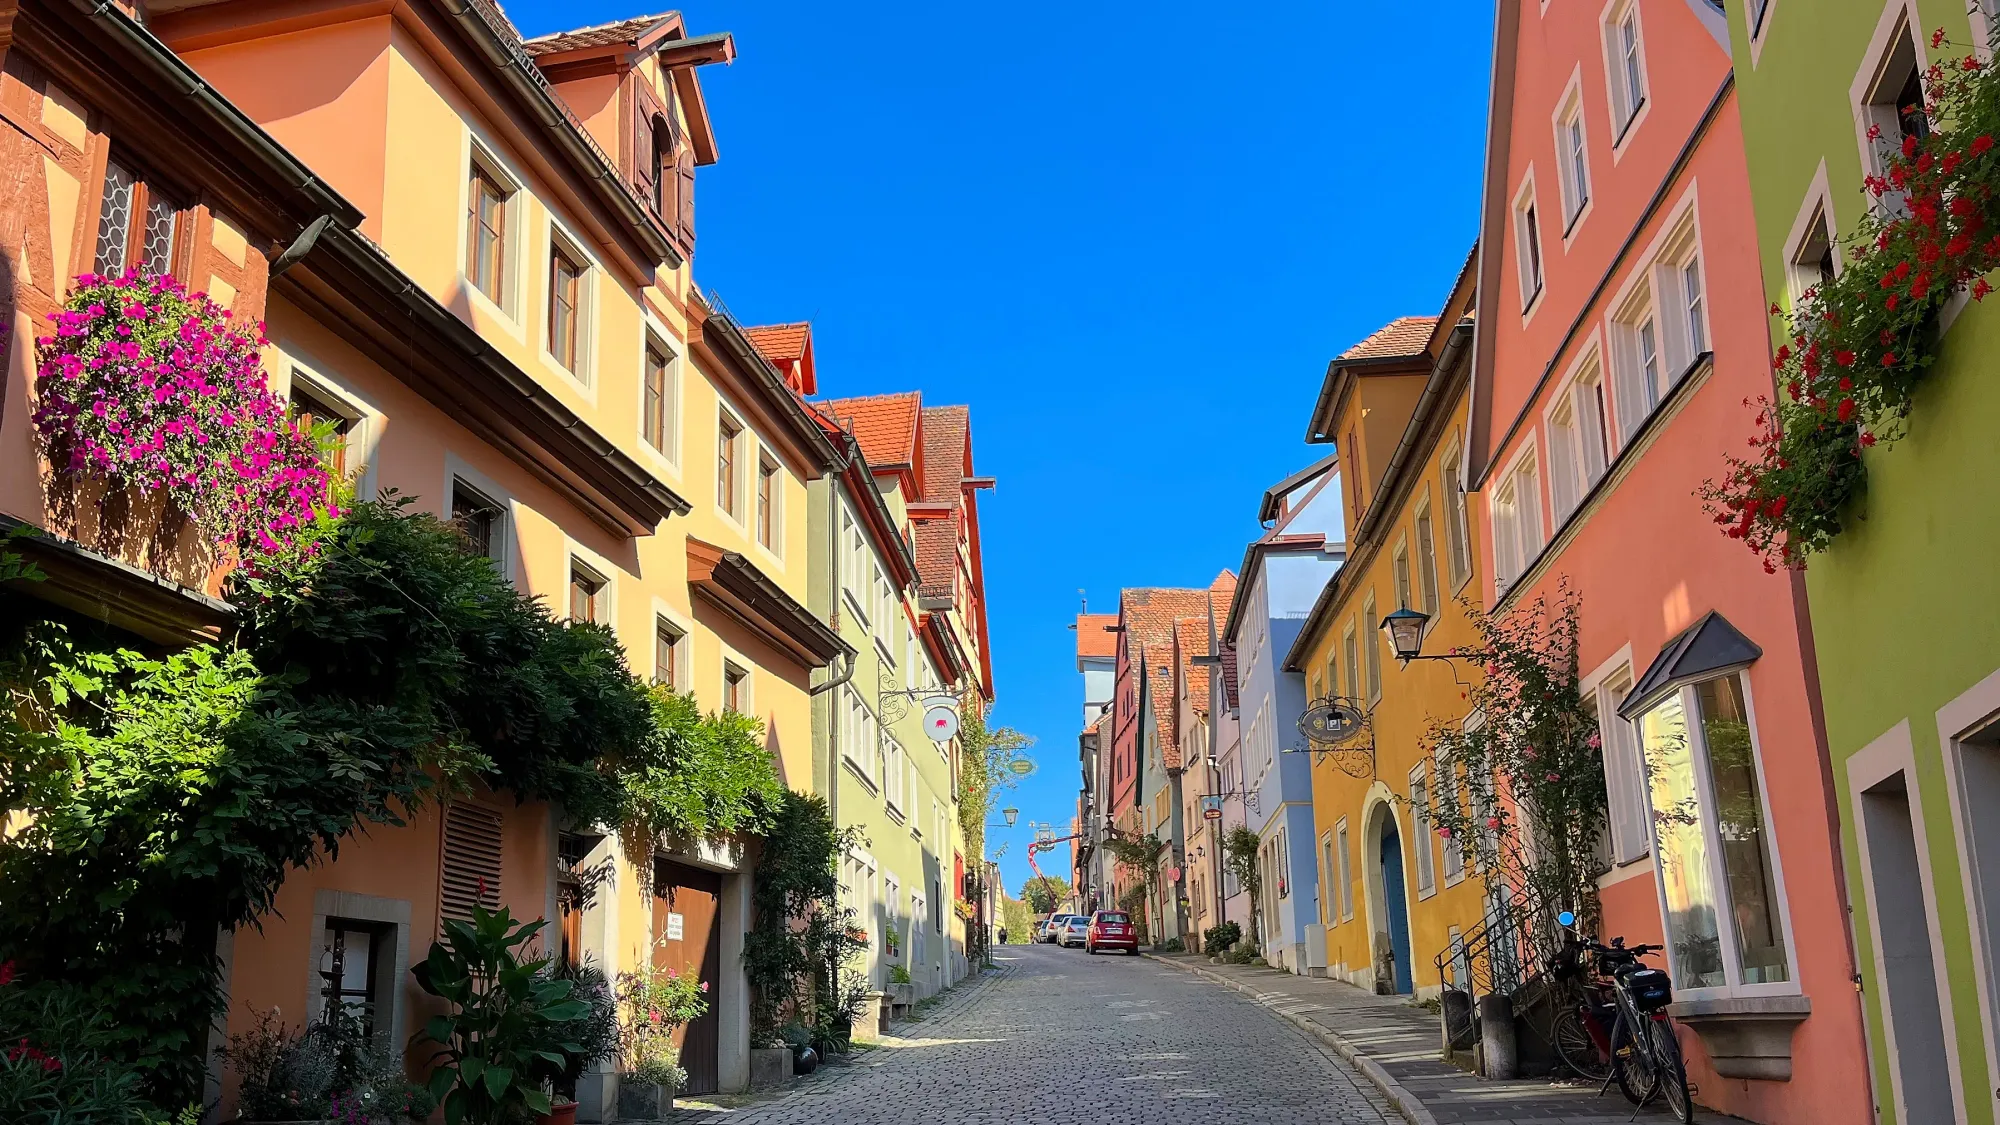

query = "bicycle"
[[1556, 912, 1696, 1123]]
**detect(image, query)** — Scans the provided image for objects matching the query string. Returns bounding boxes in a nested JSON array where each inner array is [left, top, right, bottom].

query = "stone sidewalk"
[[1147, 953, 1750, 1125]]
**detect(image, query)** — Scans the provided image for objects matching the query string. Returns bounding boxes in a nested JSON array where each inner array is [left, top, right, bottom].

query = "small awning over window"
[[1617, 611, 1763, 721]]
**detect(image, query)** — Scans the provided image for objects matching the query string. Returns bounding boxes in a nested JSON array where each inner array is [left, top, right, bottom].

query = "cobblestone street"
[[691, 943, 1395, 1124]]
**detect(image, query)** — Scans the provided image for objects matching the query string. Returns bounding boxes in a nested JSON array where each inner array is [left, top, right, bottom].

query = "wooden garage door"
[[653, 859, 722, 1095]]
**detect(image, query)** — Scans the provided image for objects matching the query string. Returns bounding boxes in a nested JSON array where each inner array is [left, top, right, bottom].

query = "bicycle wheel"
[[1552, 1008, 1610, 1082], [1648, 1017, 1695, 1124], [1611, 1018, 1656, 1106]]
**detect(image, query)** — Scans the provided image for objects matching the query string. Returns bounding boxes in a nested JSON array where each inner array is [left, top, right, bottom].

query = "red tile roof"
[[743, 322, 809, 364], [1119, 586, 1211, 771], [912, 516, 959, 603], [919, 405, 970, 504], [743, 323, 814, 395], [521, 13, 679, 55], [1338, 315, 1438, 362], [819, 393, 921, 469], [1175, 616, 1211, 717], [1076, 613, 1118, 660]]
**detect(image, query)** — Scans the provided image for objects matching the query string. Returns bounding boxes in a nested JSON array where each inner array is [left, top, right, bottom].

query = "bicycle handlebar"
[[1578, 938, 1663, 958]]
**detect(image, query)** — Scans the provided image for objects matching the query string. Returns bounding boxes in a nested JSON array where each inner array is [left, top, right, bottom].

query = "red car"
[[1085, 909, 1139, 955]]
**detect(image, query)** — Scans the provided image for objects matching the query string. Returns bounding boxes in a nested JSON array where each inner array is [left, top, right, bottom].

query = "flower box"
[[616, 1076, 673, 1121]]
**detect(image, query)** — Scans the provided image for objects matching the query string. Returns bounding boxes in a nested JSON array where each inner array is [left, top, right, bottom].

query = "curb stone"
[[1145, 953, 1440, 1125]]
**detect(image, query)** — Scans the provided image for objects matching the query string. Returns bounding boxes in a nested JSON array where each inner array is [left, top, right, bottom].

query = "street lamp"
[[1380, 605, 1431, 662], [1002, 807, 1019, 828]]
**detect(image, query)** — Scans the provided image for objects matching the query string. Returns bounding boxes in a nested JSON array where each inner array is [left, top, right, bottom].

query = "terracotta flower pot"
[[535, 1100, 579, 1125]]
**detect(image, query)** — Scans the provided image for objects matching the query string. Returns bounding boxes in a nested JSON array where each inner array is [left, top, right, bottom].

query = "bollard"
[[1476, 993, 1517, 1079]]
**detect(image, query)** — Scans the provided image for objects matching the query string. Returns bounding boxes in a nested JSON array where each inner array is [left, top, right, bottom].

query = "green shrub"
[[0, 970, 164, 1125], [1155, 937, 1184, 953], [1203, 922, 1242, 955]]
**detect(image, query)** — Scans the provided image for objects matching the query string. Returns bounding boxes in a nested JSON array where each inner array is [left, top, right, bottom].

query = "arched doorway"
[[1375, 814, 1414, 995]]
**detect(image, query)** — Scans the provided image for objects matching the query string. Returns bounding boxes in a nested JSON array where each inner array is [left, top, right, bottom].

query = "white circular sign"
[[923, 703, 960, 742]]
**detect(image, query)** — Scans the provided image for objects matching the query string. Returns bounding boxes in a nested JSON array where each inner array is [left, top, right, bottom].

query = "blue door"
[[1379, 819, 1414, 994]]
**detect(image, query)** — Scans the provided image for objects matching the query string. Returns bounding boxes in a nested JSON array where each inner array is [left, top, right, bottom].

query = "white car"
[[1039, 913, 1075, 943], [1059, 916, 1090, 948]]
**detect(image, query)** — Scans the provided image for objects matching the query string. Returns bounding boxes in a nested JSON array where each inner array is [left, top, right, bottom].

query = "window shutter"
[[630, 79, 656, 205], [676, 145, 696, 252], [439, 801, 504, 925]]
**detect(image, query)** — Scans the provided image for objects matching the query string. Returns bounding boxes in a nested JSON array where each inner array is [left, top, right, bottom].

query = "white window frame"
[[285, 359, 378, 500], [1634, 672, 1801, 1002], [1600, 0, 1650, 153], [1410, 763, 1437, 898], [1581, 647, 1649, 867], [1362, 592, 1381, 704], [1334, 817, 1353, 921], [840, 501, 870, 625], [715, 402, 748, 528], [1551, 70, 1592, 238], [754, 447, 784, 562], [1746, 0, 1777, 69], [636, 317, 683, 472], [1341, 623, 1360, 702], [1849, 3, 1928, 198], [841, 685, 878, 787], [1413, 494, 1442, 618], [460, 134, 526, 330], [1319, 832, 1335, 924], [541, 216, 599, 392], [1513, 172, 1546, 316], [1490, 445, 1544, 593], [1440, 438, 1474, 593], [567, 555, 612, 628], [1544, 342, 1610, 525], [1782, 161, 1840, 309], [1439, 753, 1467, 887], [442, 454, 517, 584], [883, 733, 908, 819], [1392, 537, 1414, 615]]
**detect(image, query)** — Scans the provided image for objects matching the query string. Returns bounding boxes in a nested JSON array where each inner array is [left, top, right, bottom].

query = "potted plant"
[[886, 964, 915, 1014], [779, 1022, 818, 1077], [220, 1005, 435, 1124], [614, 964, 708, 1119], [544, 961, 618, 1125], [410, 903, 586, 1125]]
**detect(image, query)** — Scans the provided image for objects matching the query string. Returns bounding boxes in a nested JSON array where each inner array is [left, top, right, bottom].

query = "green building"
[[807, 390, 990, 1008], [1731, 3, 2000, 1122]]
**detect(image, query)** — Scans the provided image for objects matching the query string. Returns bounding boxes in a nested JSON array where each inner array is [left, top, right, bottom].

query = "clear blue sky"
[[511, 0, 1494, 896]]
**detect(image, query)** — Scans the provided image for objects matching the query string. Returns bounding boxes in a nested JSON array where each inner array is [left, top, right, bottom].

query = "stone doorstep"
[[1146, 953, 1747, 1125]]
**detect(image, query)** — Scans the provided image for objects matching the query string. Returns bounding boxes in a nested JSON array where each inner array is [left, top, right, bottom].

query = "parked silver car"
[[1039, 913, 1076, 943], [1059, 916, 1090, 948]]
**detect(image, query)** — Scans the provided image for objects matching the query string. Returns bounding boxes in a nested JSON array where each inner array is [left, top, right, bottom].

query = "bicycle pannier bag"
[[1627, 967, 1673, 1011]]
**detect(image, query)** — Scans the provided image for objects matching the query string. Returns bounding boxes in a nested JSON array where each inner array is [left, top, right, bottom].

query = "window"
[[1440, 761, 1466, 884], [1611, 287, 1664, 441], [1410, 766, 1437, 895], [290, 383, 353, 479], [1858, 18, 1927, 214], [840, 684, 880, 780], [466, 161, 508, 304], [1440, 442, 1473, 589], [757, 455, 779, 551], [1605, 3, 1647, 137], [1414, 503, 1441, 615], [1363, 594, 1381, 701], [642, 341, 675, 455], [723, 662, 748, 714], [318, 921, 382, 1031], [548, 243, 583, 374], [93, 156, 184, 278], [1492, 454, 1543, 590], [1320, 834, 1336, 923], [717, 414, 742, 518], [1514, 188, 1545, 308], [450, 480, 505, 564], [1546, 359, 1608, 524], [1556, 99, 1590, 229], [1341, 625, 1360, 702], [1788, 203, 1836, 302], [569, 559, 607, 624], [1335, 819, 1353, 921], [1680, 257, 1707, 358], [1589, 668, 1649, 864], [1393, 542, 1414, 614], [1636, 674, 1790, 991], [884, 735, 907, 815], [654, 618, 684, 689]]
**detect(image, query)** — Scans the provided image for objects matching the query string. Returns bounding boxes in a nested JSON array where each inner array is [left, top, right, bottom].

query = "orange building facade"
[[0, 0, 857, 1117], [1467, 2, 1868, 1121]]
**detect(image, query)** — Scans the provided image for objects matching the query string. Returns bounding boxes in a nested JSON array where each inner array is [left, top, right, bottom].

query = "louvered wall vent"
[[439, 801, 504, 925]]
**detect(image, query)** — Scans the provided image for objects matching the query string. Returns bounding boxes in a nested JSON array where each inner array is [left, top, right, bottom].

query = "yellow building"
[[1284, 266, 1488, 997]]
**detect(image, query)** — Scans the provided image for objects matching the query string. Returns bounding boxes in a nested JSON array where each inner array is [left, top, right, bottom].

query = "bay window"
[[1635, 672, 1790, 992]]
